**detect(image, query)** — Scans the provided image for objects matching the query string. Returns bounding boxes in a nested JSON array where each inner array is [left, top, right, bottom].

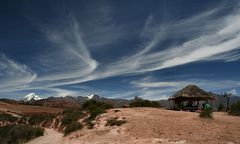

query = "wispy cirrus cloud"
[[0, 53, 36, 92], [36, 17, 97, 82], [1, 1, 240, 99], [32, 3, 240, 89], [129, 76, 240, 99], [92, 4, 240, 78], [133, 8, 240, 72]]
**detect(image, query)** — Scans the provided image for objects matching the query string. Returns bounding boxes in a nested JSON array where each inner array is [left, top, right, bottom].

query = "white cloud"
[[0, 53, 36, 92], [129, 76, 240, 100], [43, 88, 79, 97], [35, 17, 98, 82], [88, 5, 240, 80], [35, 4, 240, 89], [133, 9, 240, 72], [131, 77, 187, 88], [1, 2, 240, 98], [102, 91, 137, 99]]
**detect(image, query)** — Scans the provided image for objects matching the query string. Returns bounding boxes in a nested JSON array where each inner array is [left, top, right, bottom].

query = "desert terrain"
[[27, 108, 240, 144]]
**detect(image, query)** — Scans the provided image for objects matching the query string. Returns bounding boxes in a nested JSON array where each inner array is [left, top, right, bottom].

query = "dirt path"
[[26, 129, 64, 144]]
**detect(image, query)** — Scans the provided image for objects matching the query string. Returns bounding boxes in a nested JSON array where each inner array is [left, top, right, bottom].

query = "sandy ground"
[[27, 129, 64, 144], [27, 108, 240, 144]]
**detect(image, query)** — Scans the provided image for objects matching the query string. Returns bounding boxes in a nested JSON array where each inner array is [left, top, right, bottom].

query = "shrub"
[[88, 108, 106, 121], [217, 103, 225, 112], [0, 125, 44, 144], [199, 109, 213, 119], [105, 118, 127, 126], [86, 121, 94, 129], [229, 101, 240, 116], [129, 97, 161, 108], [0, 112, 18, 122], [28, 115, 45, 125], [62, 108, 84, 126], [81, 100, 113, 121], [61, 100, 113, 133], [64, 122, 83, 136], [81, 100, 113, 111], [28, 115, 54, 126]]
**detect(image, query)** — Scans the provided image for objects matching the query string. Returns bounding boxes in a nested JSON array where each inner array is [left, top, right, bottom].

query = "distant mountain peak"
[[86, 93, 100, 100], [23, 93, 42, 102]]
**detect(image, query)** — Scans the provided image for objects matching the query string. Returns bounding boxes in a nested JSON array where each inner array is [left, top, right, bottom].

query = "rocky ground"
[[27, 108, 240, 144]]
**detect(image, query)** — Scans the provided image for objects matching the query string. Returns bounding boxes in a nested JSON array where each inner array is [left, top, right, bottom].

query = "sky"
[[0, 0, 240, 100]]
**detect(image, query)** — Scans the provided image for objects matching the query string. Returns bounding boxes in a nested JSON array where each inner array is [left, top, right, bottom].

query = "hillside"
[[1, 91, 239, 110], [0, 101, 63, 116], [27, 108, 240, 144]]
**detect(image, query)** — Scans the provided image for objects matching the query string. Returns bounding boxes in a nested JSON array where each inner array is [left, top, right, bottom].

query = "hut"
[[169, 85, 215, 111]]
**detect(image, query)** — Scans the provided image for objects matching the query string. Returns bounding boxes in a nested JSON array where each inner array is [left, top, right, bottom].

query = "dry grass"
[[0, 101, 63, 115]]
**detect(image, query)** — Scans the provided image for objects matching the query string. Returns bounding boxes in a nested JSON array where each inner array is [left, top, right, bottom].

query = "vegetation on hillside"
[[81, 100, 113, 120], [0, 100, 116, 137], [28, 114, 55, 126], [229, 101, 240, 116], [129, 97, 161, 108], [62, 100, 114, 135], [0, 112, 18, 122], [0, 125, 44, 144], [81, 100, 113, 111], [62, 108, 84, 126]]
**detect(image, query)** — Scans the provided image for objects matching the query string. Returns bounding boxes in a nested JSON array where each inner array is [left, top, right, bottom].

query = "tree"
[[221, 92, 232, 112]]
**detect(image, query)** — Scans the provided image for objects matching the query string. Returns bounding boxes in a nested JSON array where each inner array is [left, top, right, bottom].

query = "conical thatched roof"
[[169, 85, 215, 101]]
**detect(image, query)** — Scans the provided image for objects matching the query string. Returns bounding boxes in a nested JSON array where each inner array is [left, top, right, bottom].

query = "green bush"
[[81, 100, 113, 121], [61, 100, 113, 134], [88, 108, 106, 121], [217, 103, 225, 112], [199, 109, 213, 119], [105, 118, 127, 126], [81, 100, 113, 111], [64, 122, 83, 136], [229, 101, 240, 116], [129, 97, 161, 108], [28, 115, 54, 126], [62, 108, 84, 126], [0, 125, 44, 144], [0, 113, 18, 122]]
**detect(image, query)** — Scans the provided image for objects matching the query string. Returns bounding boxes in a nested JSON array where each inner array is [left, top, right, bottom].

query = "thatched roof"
[[169, 85, 215, 101]]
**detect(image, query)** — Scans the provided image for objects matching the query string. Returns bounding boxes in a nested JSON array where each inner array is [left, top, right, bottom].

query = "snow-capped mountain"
[[85, 93, 100, 100], [23, 93, 42, 102]]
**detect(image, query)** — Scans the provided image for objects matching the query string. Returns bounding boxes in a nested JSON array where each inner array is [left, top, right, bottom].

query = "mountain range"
[[1, 87, 240, 110], [19, 93, 129, 108]]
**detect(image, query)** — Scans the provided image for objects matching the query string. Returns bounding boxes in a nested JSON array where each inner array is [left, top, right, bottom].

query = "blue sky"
[[0, 0, 240, 100]]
